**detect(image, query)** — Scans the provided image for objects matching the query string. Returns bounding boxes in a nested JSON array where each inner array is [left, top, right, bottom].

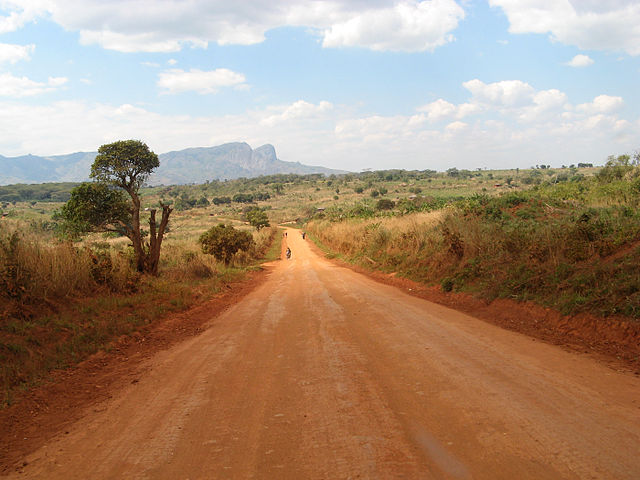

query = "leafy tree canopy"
[[91, 140, 159, 193], [246, 208, 270, 230], [56, 182, 130, 238]]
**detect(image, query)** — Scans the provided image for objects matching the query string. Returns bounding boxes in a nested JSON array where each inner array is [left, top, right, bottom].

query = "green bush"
[[199, 224, 254, 265]]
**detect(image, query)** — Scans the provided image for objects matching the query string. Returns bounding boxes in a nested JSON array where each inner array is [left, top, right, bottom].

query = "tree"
[[199, 224, 254, 265], [56, 182, 130, 238], [245, 208, 270, 230], [60, 140, 172, 275], [196, 196, 210, 207]]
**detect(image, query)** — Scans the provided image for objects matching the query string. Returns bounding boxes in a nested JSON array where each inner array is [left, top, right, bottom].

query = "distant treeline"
[[0, 182, 78, 203]]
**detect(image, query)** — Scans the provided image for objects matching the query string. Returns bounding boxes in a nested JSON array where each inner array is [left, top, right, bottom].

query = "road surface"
[[8, 229, 640, 479]]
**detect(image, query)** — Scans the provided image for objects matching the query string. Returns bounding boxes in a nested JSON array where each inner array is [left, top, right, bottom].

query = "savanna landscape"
[[1, 143, 640, 478], [2, 1, 640, 478]]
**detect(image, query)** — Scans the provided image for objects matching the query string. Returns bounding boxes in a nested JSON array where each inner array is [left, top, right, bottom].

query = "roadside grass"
[[0, 211, 278, 407], [306, 171, 640, 322]]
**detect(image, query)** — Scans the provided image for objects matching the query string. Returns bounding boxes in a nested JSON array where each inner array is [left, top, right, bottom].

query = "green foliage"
[[232, 192, 271, 203], [196, 196, 210, 207], [0, 183, 77, 203], [245, 208, 270, 230], [173, 196, 196, 211], [212, 196, 231, 205], [596, 153, 639, 183], [55, 183, 130, 238], [199, 224, 254, 265], [91, 140, 159, 192]]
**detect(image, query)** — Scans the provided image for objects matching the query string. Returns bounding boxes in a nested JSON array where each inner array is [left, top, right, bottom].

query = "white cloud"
[[417, 99, 457, 120], [157, 68, 246, 94], [490, 0, 640, 55], [261, 100, 333, 126], [445, 120, 468, 132], [577, 95, 624, 114], [565, 54, 594, 67], [5, 1, 466, 53], [0, 73, 67, 97], [0, 1, 46, 34], [322, 0, 465, 52], [417, 98, 479, 121], [0, 89, 637, 173], [463, 79, 535, 107], [0, 43, 34, 63]]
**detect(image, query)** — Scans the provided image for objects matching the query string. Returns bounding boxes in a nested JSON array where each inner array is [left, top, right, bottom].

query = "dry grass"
[[307, 211, 444, 261], [0, 211, 278, 406]]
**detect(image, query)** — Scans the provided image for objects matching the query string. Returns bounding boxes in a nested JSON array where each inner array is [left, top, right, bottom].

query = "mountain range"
[[0, 143, 344, 186]]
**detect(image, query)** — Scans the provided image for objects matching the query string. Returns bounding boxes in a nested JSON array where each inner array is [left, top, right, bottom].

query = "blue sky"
[[1, 0, 639, 172]]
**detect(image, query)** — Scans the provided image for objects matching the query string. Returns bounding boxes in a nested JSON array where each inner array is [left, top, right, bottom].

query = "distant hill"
[[0, 143, 345, 186]]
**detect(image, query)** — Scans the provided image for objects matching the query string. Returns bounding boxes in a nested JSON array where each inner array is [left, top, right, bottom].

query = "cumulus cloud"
[[322, 0, 464, 52], [0, 1, 45, 34], [0, 73, 67, 97], [0, 43, 34, 64], [5, 0, 466, 53], [565, 54, 594, 67], [490, 0, 640, 55], [261, 100, 333, 126], [416, 98, 479, 121], [157, 68, 246, 94], [577, 95, 624, 114], [0, 87, 637, 172], [463, 79, 535, 107]]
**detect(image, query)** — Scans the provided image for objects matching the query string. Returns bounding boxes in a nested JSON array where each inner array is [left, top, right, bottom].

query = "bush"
[[199, 224, 254, 265], [245, 208, 270, 230], [212, 196, 231, 205], [376, 199, 395, 210]]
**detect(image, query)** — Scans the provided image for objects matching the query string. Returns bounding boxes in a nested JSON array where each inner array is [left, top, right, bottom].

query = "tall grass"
[[0, 221, 135, 310], [307, 174, 640, 319], [1, 218, 278, 406]]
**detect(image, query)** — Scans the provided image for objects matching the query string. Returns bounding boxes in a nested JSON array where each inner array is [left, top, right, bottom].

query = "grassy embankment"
[[307, 160, 640, 320], [0, 207, 279, 407]]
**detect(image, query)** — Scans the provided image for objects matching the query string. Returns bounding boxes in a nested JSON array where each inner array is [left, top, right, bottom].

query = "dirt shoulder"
[[0, 266, 272, 473], [305, 239, 640, 375]]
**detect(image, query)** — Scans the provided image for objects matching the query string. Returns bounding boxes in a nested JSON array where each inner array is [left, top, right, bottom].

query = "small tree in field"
[[245, 208, 270, 230], [199, 224, 254, 265], [58, 140, 172, 275]]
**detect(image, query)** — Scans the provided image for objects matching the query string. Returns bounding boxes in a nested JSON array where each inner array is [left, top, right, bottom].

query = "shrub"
[[376, 199, 395, 210], [199, 224, 254, 265]]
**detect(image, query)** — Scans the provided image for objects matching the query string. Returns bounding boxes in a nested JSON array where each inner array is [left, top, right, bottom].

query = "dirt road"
[[7, 229, 640, 479]]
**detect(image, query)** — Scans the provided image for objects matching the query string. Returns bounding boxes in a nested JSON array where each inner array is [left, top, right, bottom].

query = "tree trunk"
[[130, 192, 146, 272], [147, 204, 173, 275]]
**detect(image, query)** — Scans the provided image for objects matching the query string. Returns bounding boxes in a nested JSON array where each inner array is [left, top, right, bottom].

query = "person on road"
[[286, 247, 291, 259]]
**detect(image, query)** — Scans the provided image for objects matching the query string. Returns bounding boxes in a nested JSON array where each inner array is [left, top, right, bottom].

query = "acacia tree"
[[60, 140, 172, 275]]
